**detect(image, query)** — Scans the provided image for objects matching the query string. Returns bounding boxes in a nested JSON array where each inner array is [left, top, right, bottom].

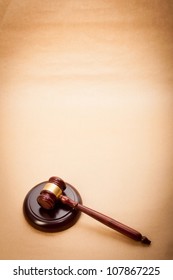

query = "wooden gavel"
[[37, 176, 151, 245]]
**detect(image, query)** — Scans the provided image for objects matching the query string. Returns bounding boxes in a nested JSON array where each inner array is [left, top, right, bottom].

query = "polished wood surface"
[[37, 176, 150, 243], [23, 181, 82, 232], [60, 194, 151, 244], [0, 0, 173, 259]]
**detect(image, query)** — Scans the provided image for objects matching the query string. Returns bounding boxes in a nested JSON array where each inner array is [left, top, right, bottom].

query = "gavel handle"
[[59, 195, 151, 245]]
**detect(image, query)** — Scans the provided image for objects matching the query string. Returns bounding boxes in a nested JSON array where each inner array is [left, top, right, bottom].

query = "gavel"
[[37, 176, 151, 245]]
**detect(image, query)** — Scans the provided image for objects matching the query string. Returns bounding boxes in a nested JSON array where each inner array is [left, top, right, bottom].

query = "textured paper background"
[[0, 0, 173, 259]]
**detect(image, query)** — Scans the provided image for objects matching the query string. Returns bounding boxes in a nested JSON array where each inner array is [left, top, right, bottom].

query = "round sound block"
[[23, 181, 82, 232]]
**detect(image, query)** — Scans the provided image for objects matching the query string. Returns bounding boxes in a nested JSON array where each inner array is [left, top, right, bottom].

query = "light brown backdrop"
[[0, 0, 173, 259]]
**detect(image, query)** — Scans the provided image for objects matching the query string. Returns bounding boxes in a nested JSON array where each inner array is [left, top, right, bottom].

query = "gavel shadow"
[[39, 201, 76, 219], [78, 218, 143, 247], [23, 180, 150, 245], [39, 205, 146, 247], [37, 202, 82, 232]]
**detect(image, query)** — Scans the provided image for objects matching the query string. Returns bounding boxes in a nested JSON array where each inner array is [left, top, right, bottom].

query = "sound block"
[[23, 181, 82, 232]]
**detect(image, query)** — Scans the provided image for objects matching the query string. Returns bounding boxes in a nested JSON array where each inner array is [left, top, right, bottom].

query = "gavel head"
[[37, 176, 66, 209]]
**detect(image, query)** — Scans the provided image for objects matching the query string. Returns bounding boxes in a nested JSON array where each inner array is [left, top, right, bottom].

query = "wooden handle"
[[60, 195, 151, 245]]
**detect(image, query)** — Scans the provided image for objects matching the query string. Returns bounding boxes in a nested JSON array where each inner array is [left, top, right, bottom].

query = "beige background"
[[0, 0, 173, 260]]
